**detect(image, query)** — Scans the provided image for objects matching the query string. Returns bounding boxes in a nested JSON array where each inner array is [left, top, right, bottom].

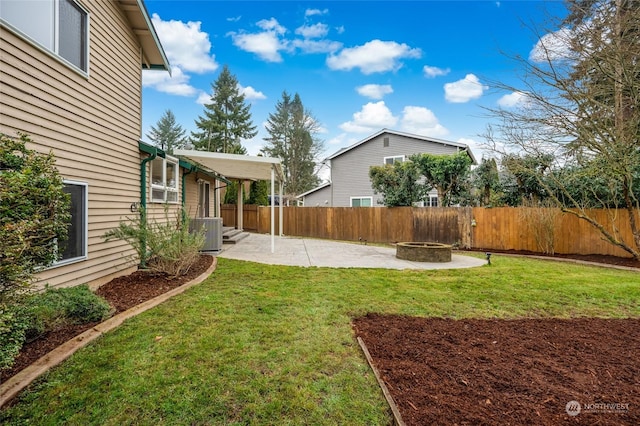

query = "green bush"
[[0, 285, 112, 370], [0, 133, 71, 304], [104, 207, 205, 277], [0, 306, 30, 370], [22, 285, 112, 341]]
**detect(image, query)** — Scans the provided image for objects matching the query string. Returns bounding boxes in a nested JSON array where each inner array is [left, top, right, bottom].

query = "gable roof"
[[325, 129, 477, 164], [297, 182, 331, 199], [118, 0, 170, 72]]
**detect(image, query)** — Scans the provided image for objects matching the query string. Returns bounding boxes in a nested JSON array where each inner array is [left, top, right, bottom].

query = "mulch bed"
[[353, 313, 640, 425], [0, 254, 214, 384]]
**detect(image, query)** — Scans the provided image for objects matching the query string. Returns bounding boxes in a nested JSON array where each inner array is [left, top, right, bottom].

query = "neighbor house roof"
[[296, 182, 331, 199], [118, 0, 170, 72], [324, 128, 477, 164]]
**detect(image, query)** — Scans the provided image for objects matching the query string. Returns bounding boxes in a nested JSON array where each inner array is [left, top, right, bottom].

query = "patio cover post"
[[279, 180, 283, 236], [236, 179, 244, 231], [271, 167, 275, 253]]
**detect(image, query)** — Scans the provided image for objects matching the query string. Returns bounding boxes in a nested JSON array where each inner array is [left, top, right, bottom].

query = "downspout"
[[139, 147, 158, 267], [181, 163, 194, 223]]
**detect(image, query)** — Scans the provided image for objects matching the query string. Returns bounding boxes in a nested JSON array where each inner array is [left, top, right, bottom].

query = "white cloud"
[[497, 91, 530, 108], [305, 8, 329, 17], [444, 74, 487, 103], [529, 28, 574, 63], [423, 65, 450, 78], [143, 66, 197, 96], [292, 38, 342, 54], [356, 84, 393, 100], [227, 16, 241, 23], [150, 14, 218, 73], [335, 25, 345, 35], [399, 106, 449, 137], [295, 23, 329, 39], [339, 101, 398, 133], [195, 91, 211, 105], [228, 18, 289, 62], [239, 84, 267, 101], [327, 40, 422, 74]]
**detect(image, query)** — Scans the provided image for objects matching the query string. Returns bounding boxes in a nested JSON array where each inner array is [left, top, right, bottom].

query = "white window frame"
[[384, 155, 405, 165], [0, 0, 90, 76], [197, 180, 210, 217], [51, 180, 88, 268], [350, 196, 373, 207], [150, 156, 179, 204]]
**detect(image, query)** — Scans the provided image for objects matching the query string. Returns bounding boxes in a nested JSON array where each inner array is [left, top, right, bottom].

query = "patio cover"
[[173, 150, 285, 253]]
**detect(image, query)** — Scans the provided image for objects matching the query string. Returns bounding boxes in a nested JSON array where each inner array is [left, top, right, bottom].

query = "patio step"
[[222, 227, 249, 244]]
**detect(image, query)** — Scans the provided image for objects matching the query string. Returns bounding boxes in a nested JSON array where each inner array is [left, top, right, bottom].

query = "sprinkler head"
[[485, 252, 492, 265]]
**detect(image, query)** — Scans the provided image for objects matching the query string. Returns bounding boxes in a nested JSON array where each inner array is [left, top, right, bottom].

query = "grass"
[[2, 255, 639, 425]]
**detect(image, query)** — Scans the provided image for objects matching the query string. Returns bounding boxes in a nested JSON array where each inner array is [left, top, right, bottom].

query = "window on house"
[[350, 197, 372, 207], [151, 157, 179, 203], [57, 181, 88, 264], [426, 195, 439, 207], [383, 137, 389, 147], [0, 0, 89, 73], [384, 155, 405, 165]]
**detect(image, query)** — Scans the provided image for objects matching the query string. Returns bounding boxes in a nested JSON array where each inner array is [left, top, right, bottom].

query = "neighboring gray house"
[[298, 129, 476, 207]]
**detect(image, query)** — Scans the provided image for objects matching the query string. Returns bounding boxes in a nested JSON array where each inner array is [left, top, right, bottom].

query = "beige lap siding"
[[0, 0, 147, 289]]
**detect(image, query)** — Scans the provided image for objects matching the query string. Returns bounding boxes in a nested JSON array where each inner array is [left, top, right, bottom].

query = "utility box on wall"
[[190, 217, 223, 251]]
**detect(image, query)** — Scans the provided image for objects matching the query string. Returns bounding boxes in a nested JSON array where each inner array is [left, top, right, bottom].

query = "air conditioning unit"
[[190, 217, 223, 252]]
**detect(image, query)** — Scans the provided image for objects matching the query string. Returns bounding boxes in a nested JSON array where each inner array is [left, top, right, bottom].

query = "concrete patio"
[[217, 233, 486, 270]]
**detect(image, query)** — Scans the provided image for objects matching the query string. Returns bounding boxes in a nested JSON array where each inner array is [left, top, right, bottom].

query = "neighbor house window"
[[350, 197, 372, 207], [0, 0, 89, 73], [151, 157, 179, 203], [425, 195, 439, 207], [384, 155, 405, 165], [56, 181, 88, 265]]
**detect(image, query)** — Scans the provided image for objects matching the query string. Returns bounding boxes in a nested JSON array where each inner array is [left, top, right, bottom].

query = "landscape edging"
[[0, 255, 218, 408]]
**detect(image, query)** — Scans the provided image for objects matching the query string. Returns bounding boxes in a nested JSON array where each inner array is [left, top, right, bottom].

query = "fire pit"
[[396, 242, 452, 263]]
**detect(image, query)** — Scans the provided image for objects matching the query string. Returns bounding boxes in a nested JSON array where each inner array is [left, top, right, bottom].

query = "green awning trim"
[[138, 141, 230, 184]]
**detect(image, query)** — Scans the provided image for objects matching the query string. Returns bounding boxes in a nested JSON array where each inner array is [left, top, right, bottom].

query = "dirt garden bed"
[[353, 313, 639, 425], [0, 254, 214, 384]]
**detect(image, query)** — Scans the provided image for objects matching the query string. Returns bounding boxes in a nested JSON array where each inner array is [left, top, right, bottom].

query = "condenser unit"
[[190, 217, 223, 251]]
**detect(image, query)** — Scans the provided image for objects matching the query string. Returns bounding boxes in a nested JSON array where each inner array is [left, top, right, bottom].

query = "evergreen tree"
[[247, 180, 269, 205], [190, 65, 256, 154], [261, 91, 323, 196], [146, 109, 186, 154]]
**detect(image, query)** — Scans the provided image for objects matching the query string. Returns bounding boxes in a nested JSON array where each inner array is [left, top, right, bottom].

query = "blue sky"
[[141, 0, 568, 165]]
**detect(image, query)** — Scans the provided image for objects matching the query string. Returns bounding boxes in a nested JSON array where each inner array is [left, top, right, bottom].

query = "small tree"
[[146, 109, 186, 154], [247, 180, 269, 205], [369, 161, 429, 207], [1, 133, 70, 303], [410, 152, 473, 206]]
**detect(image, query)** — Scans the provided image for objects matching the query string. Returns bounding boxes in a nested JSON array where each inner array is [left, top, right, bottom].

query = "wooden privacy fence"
[[221, 205, 636, 258]]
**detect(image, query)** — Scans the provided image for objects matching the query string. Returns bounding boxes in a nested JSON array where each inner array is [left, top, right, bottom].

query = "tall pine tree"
[[261, 92, 323, 197], [191, 65, 256, 154], [146, 109, 186, 154]]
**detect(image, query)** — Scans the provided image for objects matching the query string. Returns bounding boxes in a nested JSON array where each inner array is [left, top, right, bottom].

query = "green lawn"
[[2, 255, 639, 425]]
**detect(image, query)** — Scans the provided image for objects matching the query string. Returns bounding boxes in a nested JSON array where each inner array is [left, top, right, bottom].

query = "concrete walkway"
[[217, 233, 486, 270]]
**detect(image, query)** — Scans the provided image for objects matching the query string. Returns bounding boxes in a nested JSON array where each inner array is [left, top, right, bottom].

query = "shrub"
[[0, 132, 70, 304], [0, 285, 111, 370], [104, 207, 205, 277], [0, 306, 30, 371]]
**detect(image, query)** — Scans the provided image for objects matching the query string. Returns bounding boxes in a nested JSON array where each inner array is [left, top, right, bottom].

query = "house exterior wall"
[[302, 185, 332, 207], [1, 0, 147, 289], [328, 133, 462, 207]]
